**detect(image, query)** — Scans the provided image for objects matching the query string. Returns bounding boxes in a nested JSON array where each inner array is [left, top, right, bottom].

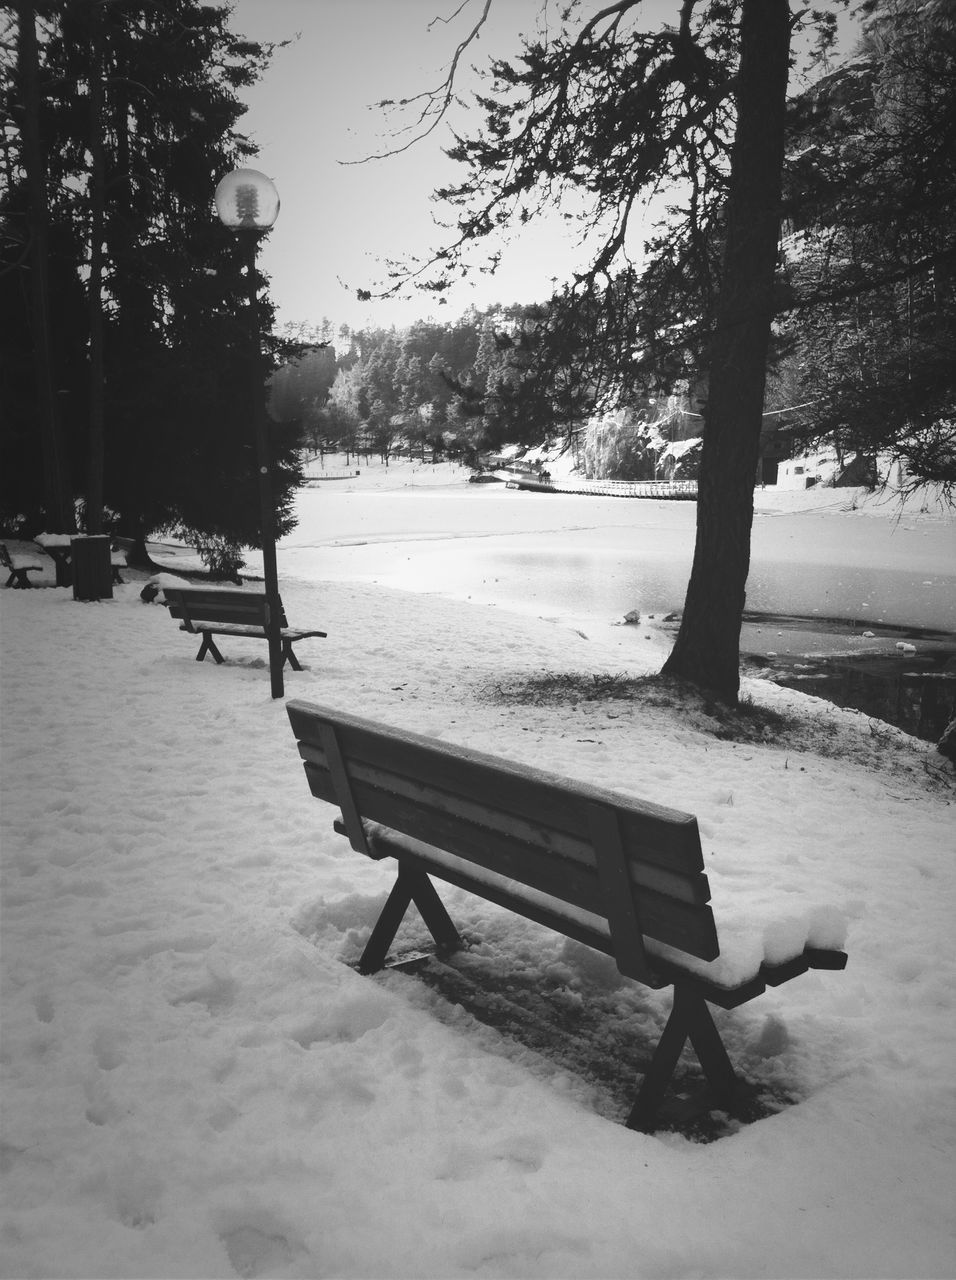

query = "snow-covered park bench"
[[1, 542, 45, 588], [287, 700, 848, 1132], [162, 586, 326, 669]]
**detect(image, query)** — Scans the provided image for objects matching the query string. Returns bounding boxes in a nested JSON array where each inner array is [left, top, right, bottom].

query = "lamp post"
[[214, 167, 284, 699]]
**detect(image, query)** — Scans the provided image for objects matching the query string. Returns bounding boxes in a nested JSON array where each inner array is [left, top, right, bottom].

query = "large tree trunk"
[[661, 0, 791, 704], [16, 0, 75, 532]]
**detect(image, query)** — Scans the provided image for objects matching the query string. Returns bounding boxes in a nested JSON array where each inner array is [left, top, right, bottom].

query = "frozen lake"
[[280, 484, 956, 636]]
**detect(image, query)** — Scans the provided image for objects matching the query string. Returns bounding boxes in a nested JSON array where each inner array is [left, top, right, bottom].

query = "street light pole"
[[215, 168, 283, 699], [242, 233, 284, 698]]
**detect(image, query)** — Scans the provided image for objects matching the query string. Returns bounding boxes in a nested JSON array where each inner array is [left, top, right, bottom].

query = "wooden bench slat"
[[299, 765, 720, 961], [281, 629, 327, 641], [333, 817, 646, 971], [184, 622, 327, 641], [289, 706, 706, 874], [181, 621, 263, 636], [296, 742, 711, 905], [358, 733, 703, 869], [313, 760, 610, 905], [165, 589, 288, 630]]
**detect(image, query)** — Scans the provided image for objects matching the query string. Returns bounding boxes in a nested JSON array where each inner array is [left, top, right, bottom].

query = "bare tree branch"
[[346, 0, 493, 163]]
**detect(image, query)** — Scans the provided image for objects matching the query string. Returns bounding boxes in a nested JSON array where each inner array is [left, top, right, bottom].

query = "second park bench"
[[286, 699, 848, 1132], [163, 586, 326, 670]]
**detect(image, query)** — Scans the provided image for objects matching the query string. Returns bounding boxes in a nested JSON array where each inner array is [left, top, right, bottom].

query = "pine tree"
[[1, 1, 299, 558]]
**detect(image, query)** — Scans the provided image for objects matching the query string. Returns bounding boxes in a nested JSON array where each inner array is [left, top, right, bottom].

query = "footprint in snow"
[[33, 991, 55, 1024], [168, 961, 237, 1014], [92, 1026, 126, 1071], [216, 1209, 309, 1279]]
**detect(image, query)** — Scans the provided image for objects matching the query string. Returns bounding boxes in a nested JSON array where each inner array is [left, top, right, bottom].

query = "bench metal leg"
[[626, 984, 738, 1132], [282, 640, 302, 671], [359, 875, 414, 974], [196, 634, 225, 664], [359, 865, 463, 974], [407, 868, 463, 955]]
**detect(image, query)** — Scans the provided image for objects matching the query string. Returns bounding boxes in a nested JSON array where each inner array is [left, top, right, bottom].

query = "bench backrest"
[[287, 700, 719, 983], [163, 587, 289, 630]]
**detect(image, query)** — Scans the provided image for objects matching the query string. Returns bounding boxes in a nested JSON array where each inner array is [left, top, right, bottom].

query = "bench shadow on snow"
[[376, 921, 796, 1143], [298, 891, 797, 1144]]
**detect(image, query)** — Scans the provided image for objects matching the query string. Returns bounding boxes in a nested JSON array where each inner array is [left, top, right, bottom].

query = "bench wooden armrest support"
[[288, 700, 847, 1132]]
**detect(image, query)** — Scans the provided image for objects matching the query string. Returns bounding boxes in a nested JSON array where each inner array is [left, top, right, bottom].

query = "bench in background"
[[1, 542, 46, 588], [110, 545, 128, 584], [29, 534, 127, 588], [163, 587, 326, 670], [287, 700, 847, 1132]]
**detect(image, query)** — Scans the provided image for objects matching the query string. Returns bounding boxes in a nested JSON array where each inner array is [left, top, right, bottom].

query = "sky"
[[225, 0, 862, 337], [227, 0, 605, 335]]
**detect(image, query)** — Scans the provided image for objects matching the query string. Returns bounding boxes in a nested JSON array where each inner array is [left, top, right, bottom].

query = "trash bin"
[[71, 535, 113, 601]]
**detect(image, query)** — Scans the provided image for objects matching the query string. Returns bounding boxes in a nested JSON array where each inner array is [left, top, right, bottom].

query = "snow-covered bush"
[[582, 409, 667, 480], [659, 436, 703, 480]]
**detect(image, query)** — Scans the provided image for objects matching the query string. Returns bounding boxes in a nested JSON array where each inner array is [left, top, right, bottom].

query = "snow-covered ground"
[[2, 468, 955, 1279]]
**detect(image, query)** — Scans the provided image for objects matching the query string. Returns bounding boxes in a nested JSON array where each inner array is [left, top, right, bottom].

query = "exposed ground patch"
[[479, 670, 952, 791]]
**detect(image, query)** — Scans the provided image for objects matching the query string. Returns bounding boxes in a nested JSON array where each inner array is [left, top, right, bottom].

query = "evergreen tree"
[[3, 2, 78, 531], [780, 0, 956, 492], [324, 363, 365, 462], [1, 1, 299, 560], [269, 343, 338, 451]]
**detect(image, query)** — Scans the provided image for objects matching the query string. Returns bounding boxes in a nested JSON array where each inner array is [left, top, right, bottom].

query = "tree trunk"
[[16, 0, 75, 532], [661, 0, 791, 704]]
